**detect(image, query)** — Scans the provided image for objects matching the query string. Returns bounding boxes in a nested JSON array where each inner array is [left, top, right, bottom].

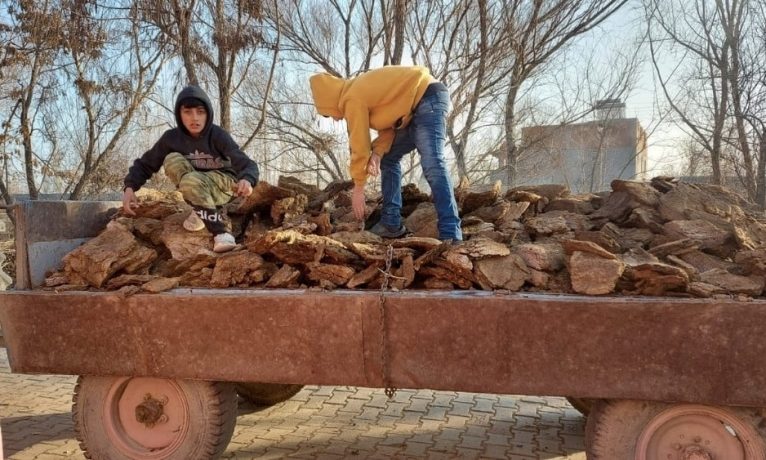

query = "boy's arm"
[[123, 133, 171, 191], [343, 99, 373, 186], [371, 129, 395, 156], [216, 129, 259, 185]]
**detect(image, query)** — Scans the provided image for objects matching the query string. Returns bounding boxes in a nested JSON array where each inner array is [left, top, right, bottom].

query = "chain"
[[378, 244, 397, 399]]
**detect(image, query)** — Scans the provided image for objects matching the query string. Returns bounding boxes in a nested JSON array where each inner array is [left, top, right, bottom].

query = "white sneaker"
[[183, 211, 205, 232], [213, 233, 237, 253]]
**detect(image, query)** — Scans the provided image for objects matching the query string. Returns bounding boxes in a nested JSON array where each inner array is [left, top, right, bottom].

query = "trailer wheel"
[[586, 399, 766, 460], [72, 376, 237, 460], [235, 382, 304, 406]]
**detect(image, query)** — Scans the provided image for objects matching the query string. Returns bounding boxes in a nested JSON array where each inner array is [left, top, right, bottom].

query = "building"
[[511, 99, 648, 193]]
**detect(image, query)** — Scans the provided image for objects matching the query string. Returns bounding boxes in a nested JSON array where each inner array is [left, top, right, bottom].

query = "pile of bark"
[[43, 176, 766, 298]]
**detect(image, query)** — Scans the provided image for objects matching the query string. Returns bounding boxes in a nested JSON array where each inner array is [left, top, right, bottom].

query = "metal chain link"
[[378, 244, 397, 398]]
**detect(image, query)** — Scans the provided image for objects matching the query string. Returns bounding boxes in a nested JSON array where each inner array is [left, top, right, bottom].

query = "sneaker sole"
[[183, 221, 206, 232]]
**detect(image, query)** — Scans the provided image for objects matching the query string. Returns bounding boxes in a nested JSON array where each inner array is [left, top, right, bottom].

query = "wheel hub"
[[635, 405, 764, 460], [103, 377, 190, 458]]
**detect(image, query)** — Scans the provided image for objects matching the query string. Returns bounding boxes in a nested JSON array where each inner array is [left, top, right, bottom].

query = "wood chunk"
[[648, 239, 700, 258], [391, 254, 416, 290], [624, 262, 689, 296], [132, 217, 165, 245], [610, 180, 661, 207], [734, 249, 766, 275], [466, 200, 513, 223], [278, 175, 321, 198], [688, 281, 723, 298], [621, 248, 660, 267], [418, 266, 473, 289], [307, 180, 354, 210], [546, 198, 594, 214], [456, 180, 502, 214], [422, 277, 455, 290], [265, 265, 301, 288], [44, 273, 69, 287], [663, 220, 732, 250], [679, 250, 736, 274], [125, 199, 185, 220], [390, 237, 442, 252], [404, 203, 439, 238], [330, 231, 383, 245], [237, 181, 294, 215], [179, 267, 213, 287], [159, 212, 214, 260], [107, 274, 157, 290], [345, 242, 415, 263], [142, 276, 180, 293], [347, 263, 383, 289], [666, 255, 699, 279], [573, 229, 620, 253], [513, 243, 565, 271], [435, 251, 474, 281], [507, 184, 569, 201], [699, 269, 765, 296], [307, 212, 333, 236], [63, 223, 158, 288], [568, 251, 624, 295], [474, 254, 529, 291], [306, 263, 356, 286], [527, 268, 550, 288], [448, 238, 510, 260], [211, 251, 265, 288], [525, 215, 569, 236], [562, 240, 617, 260], [271, 194, 308, 225]]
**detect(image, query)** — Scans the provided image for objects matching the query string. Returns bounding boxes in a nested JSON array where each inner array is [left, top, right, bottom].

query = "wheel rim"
[[102, 377, 190, 459], [635, 405, 765, 460]]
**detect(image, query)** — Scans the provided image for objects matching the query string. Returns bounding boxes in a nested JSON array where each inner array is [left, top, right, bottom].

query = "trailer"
[[2, 200, 766, 459]]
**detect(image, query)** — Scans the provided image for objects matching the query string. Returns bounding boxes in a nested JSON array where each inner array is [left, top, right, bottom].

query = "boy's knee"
[[178, 173, 209, 203]]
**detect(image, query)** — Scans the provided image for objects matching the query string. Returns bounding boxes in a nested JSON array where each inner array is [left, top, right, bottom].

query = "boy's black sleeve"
[[123, 133, 172, 191], [215, 128, 259, 185]]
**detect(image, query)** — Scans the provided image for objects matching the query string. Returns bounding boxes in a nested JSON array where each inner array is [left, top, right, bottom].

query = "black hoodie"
[[123, 85, 259, 191]]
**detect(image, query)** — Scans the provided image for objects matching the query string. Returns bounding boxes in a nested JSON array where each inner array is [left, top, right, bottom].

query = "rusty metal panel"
[[0, 289, 385, 387], [3, 289, 766, 408], [384, 292, 766, 407]]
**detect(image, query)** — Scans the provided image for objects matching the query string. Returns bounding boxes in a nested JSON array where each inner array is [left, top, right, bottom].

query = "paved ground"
[[0, 349, 587, 459]]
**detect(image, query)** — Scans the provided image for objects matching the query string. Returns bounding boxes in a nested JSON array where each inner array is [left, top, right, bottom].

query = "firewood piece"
[[404, 203, 438, 238], [124, 198, 185, 220], [573, 229, 620, 254], [391, 254, 415, 290], [142, 277, 180, 293], [456, 180, 502, 214], [308, 212, 333, 236], [330, 231, 383, 245], [265, 265, 302, 288], [306, 263, 356, 286], [345, 242, 415, 263], [513, 243, 565, 271], [63, 222, 158, 288], [418, 266, 473, 289], [211, 251, 265, 288], [474, 254, 529, 291], [507, 184, 569, 201], [624, 262, 689, 296], [347, 263, 382, 289], [132, 218, 165, 245], [401, 183, 431, 204], [448, 238, 510, 260], [271, 194, 308, 225], [307, 180, 355, 210], [44, 272, 69, 287], [237, 181, 295, 215], [107, 274, 157, 290], [52, 284, 90, 292], [465, 200, 511, 224], [562, 240, 617, 260], [278, 175, 321, 198], [699, 268, 765, 296], [249, 230, 344, 264], [505, 190, 547, 213], [390, 237, 442, 251], [525, 215, 569, 236], [731, 209, 766, 250], [568, 251, 624, 295], [159, 212, 214, 260], [611, 180, 661, 207], [734, 249, 766, 275], [688, 281, 724, 298], [666, 255, 699, 279], [663, 220, 732, 251], [422, 277, 455, 290], [179, 268, 213, 287], [546, 197, 594, 214], [435, 252, 474, 281], [621, 247, 660, 267], [648, 238, 700, 258]]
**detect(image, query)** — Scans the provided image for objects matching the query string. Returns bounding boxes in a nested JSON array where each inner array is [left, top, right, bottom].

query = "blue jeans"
[[379, 84, 462, 240]]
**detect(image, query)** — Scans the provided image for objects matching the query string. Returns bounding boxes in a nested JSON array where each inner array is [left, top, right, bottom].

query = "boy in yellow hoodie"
[[309, 66, 462, 241]]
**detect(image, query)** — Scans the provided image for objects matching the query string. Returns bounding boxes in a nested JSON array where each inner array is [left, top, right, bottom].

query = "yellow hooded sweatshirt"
[[309, 66, 434, 185]]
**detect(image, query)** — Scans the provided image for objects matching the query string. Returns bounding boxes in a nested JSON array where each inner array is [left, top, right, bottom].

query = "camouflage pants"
[[163, 152, 235, 234]]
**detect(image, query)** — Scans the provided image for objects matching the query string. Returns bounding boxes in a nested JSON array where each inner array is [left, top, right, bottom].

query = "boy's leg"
[[177, 170, 236, 235], [163, 152, 196, 186], [378, 130, 415, 230], [411, 88, 462, 241]]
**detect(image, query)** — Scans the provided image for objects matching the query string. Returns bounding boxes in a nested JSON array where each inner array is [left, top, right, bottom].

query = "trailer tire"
[[235, 382, 304, 406], [73, 376, 237, 460], [586, 399, 766, 460]]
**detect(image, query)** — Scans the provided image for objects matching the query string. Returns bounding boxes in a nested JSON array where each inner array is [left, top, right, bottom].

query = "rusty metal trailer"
[[2, 200, 766, 459]]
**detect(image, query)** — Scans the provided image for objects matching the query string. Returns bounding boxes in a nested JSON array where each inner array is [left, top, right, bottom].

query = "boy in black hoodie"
[[122, 85, 259, 252]]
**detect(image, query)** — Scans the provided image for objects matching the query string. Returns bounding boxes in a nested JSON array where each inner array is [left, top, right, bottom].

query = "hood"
[[309, 73, 346, 118], [174, 85, 214, 135]]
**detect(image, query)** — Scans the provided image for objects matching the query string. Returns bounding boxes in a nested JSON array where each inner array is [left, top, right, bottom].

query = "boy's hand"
[[236, 179, 253, 197], [366, 153, 382, 177], [352, 184, 366, 221], [122, 187, 138, 216]]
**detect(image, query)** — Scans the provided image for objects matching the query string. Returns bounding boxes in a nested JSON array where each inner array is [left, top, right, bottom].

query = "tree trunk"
[[757, 131, 766, 209], [503, 74, 521, 187], [391, 0, 406, 65]]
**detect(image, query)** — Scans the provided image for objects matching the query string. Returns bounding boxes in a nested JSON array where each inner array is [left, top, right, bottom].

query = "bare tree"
[[500, 0, 629, 187]]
